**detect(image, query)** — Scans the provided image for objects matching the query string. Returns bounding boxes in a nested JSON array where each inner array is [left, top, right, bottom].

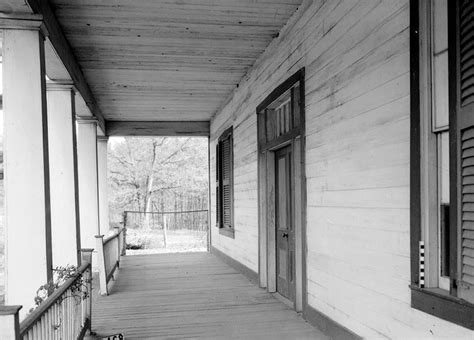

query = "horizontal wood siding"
[[211, 113, 259, 272], [210, 0, 474, 338]]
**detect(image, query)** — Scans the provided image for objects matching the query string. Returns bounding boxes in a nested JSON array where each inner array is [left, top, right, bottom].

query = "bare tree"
[[108, 137, 208, 228]]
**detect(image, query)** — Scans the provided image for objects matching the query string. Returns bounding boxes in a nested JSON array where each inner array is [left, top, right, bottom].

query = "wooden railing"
[[0, 249, 93, 340], [96, 227, 126, 295]]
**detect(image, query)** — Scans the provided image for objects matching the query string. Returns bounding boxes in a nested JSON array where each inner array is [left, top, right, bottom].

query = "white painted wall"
[[210, 1, 474, 338]]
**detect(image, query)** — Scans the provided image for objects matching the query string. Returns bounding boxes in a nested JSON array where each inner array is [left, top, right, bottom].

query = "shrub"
[[126, 229, 152, 249]]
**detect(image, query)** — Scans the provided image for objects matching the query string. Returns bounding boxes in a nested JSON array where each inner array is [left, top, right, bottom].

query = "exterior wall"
[[210, 0, 474, 338], [0, 108, 3, 305]]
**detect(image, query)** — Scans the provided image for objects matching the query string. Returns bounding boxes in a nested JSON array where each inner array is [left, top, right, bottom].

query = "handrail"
[[96, 227, 126, 295], [14, 249, 93, 340], [0, 250, 93, 339], [124, 209, 208, 215], [103, 227, 124, 246], [19, 263, 90, 335]]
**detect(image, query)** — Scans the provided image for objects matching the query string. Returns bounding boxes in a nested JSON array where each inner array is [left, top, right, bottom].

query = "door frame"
[[256, 69, 306, 312]]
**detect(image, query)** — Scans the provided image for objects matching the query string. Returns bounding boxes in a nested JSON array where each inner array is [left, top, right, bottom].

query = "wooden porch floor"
[[92, 252, 328, 339]]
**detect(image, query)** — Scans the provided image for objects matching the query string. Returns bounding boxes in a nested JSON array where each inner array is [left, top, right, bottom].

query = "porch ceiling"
[[47, 0, 303, 122]]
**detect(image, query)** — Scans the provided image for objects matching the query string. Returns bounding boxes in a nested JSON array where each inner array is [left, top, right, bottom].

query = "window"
[[411, 0, 474, 329], [426, 0, 451, 292], [216, 126, 234, 238]]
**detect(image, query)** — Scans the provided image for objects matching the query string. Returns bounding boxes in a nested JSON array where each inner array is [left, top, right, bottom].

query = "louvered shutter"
[[221, 133, 233, 229], [216, 143, 221, 228], [455, 0, 474, 303]]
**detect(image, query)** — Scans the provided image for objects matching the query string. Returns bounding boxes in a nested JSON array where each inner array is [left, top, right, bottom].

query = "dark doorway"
[[275, 145, 295, 301], [256, 69, 305, 311]]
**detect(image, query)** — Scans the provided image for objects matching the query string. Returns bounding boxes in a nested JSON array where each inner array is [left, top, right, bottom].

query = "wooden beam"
[[25, 0, 106, 133], [106, 121, 210, 137]]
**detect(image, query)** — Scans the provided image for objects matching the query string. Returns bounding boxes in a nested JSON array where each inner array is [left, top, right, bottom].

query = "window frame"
[[410, 0, 474, 329], [216, 126, 234, 238]]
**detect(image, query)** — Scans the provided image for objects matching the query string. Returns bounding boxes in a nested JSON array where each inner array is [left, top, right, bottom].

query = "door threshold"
[[272, 292, 295, 309]]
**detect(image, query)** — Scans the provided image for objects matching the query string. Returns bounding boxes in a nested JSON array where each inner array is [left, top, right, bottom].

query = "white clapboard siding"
[[210, 0, 474, 338]]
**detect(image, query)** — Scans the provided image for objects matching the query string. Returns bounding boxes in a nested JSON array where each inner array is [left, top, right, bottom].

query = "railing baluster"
[[73, 289, 77, 336], [47, 309, 51, 340], [50, 306, 54, 340], [65, 291, 69, 339], [51, 307, 55, 340], [54, 303, 58, 340], [77, 291, 81, 334], [42, 314, 46, 340], [61, 297, 65, 339], [66, 291, 71, 339], [39, 313, 43, 340], [72, 290, 75, 338], [17, 262, 92, 339], [50, 305, 53, 340]]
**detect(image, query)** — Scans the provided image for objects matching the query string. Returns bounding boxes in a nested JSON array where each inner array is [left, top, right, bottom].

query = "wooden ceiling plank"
[[46, 0, 302, 123], [52, 0, 301, 5], [106, 121, 210, 137], [59, 23, 280, 38], [26, 0, 106, 131]]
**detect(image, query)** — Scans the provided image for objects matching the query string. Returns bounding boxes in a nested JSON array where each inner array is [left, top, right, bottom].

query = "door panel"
[[275, 145, 294, 301]]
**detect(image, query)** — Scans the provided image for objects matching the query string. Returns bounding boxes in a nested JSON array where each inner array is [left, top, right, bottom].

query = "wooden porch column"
[[47, 83, 81, 267], [97, 136, 109, 234], [76, 118, 99, 250], [2, 26, 53, 313]]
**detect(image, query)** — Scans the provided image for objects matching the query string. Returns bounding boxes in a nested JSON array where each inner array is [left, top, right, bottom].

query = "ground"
[[126, 229, 207, 255]]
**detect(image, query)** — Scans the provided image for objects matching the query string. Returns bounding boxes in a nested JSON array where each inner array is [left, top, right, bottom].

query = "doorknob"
[[282, 232, 288, 238]]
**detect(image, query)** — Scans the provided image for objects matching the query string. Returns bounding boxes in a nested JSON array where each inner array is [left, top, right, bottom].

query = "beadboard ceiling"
[[48, 0, 303, 122]]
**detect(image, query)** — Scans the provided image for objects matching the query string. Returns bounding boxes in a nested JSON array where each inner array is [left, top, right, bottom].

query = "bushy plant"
[[126, 229, 152, 249]]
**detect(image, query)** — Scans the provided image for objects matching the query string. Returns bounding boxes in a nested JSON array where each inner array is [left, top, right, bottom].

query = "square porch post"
[[97, 136, 109, 234], [2, 22, 53, 315], [76, 118, 100, 263], [47, 83, 81, 267]]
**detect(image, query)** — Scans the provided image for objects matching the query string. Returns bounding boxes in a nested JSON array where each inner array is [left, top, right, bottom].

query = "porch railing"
[[96, 227, 126, 295], [0, 249, 93, 340]]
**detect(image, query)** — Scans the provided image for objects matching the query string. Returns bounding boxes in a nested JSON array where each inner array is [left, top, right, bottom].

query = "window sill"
[[218, 227, 234, 239], [410, 285, 474, 330]]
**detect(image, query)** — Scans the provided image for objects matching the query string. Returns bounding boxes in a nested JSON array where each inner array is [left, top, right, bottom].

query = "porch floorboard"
[[92, 252, 328, 339]]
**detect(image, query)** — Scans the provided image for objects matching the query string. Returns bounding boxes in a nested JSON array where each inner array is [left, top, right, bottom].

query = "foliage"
[[29, 265, 89, 313], [126, 228, 152, 250], [108, 137, 208, 225]]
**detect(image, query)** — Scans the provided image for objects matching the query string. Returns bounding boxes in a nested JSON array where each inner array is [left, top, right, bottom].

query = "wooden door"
[[275, 145, 295, 301]]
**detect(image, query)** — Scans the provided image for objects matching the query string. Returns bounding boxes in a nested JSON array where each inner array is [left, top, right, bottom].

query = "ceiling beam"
[[25, 0, 106, 133], [106, 121, 210, 137]]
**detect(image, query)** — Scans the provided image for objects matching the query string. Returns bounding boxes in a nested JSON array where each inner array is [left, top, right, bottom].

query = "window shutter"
[[454, 0, 474, 303], [221, 134, 233, 229], [216, 143, 221, 228]]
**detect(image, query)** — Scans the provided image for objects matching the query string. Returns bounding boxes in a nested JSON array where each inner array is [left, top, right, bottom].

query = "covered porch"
[[3, 0, 474, 338], [92, 252, 326, 339]]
